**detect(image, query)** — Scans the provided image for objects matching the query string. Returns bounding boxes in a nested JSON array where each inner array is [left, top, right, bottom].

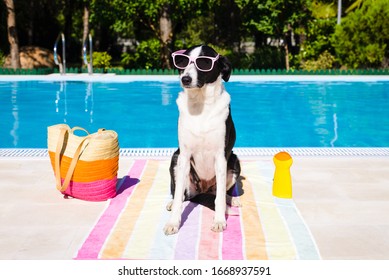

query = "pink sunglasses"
[[172, 50, 220, 72]]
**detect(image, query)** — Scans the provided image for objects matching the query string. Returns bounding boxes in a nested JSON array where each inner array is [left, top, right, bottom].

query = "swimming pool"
[[0, 77, 388, 149]]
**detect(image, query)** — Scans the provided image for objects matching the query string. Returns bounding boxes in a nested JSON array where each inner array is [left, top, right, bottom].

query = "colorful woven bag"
[[47, 124, 119, 201]]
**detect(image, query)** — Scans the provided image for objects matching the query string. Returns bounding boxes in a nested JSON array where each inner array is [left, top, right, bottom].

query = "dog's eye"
[[174, 55, 190, 68], [196, 58, 213, 71]]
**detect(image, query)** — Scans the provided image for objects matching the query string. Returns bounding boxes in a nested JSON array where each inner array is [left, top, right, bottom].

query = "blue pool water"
[[0, 80, 388, 148]]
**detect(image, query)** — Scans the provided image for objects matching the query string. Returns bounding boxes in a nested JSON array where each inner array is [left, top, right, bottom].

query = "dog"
[[164, 45, 241, 235]]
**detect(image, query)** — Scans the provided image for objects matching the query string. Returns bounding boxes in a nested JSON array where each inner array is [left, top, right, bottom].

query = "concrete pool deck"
[[0, 150, 389, 260]]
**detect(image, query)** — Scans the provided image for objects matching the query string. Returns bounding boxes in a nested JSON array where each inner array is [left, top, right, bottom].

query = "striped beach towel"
[[75, 159, 320, 260]]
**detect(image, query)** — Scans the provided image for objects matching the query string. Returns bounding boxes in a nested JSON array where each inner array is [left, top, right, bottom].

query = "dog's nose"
[[181, 76, 192, 86]]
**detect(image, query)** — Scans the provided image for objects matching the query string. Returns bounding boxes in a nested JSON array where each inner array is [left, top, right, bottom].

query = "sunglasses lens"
[[173, 55, 189, 68], [195, 57, 213, 71]]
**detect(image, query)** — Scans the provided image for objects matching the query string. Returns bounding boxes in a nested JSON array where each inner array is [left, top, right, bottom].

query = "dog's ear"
[[218, 55, 232, 82]]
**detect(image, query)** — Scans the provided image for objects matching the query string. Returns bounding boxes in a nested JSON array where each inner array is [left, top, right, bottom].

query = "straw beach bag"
[[47, 124, 119, 201]]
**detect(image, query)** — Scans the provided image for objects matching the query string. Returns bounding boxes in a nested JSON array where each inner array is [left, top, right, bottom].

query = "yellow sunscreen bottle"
[[272, 151, 293, 199]]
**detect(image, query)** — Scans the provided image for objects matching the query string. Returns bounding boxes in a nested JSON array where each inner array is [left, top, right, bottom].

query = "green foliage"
[[0, 50, 5, 67], [121, 39, 161, 69], [2, 0, 388, 71], [301, 50, 335, 70], [235, 0, 309, 37], [174, 15, 215, 49], [310, 1, 337, 19], [92, 52, 112, 70], [300, 18, 336, 61], [332, 0, 389, 68], [345, 0, 364, 13], [106, 0, 209, 68], [227, 46, 286, 69]]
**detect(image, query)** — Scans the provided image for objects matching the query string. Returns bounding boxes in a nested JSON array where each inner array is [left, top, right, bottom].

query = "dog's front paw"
[[163, 222, 180, 235], [211, 219, 227, 232]]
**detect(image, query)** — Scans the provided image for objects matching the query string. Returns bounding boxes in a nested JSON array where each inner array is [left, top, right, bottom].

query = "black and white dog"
[[164, 45, 241, 235]]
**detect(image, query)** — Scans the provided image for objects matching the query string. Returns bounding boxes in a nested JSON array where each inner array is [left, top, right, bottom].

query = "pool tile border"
[[1, 148, 388, 158]]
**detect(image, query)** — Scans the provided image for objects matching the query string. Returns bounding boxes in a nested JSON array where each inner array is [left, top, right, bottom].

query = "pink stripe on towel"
[[75, 160, 147, 259], [222, 207, 244, 259], [198, 206, 221, 260]]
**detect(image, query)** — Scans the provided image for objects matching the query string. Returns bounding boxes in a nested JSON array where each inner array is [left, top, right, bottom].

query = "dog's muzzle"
[[181, 76, 192, 87]]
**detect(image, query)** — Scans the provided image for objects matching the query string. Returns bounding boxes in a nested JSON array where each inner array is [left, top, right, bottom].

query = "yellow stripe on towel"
[[122, 160, 170, 259], [100, 160, 159, 259], [242, 161, 297, 259], [240, 168, 268, 260]]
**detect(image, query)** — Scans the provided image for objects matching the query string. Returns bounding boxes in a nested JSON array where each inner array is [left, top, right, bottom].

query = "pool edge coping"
[[1, 147, 389, 158], [1, 74, 389, 82]]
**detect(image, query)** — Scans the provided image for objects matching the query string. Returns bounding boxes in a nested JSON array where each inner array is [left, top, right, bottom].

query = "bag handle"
[[54, 126, 91, 192], [59, 137, 90, 192], [71, 126, 90, 136], [54, 127, 68, 190]]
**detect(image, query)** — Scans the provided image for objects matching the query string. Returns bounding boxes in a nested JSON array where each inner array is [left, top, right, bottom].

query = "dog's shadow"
[[180, 176, 245, 227], [116, 176, 139, 195]]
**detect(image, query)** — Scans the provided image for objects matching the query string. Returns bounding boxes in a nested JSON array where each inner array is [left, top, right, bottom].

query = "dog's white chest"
[[176, 89, 231, 179], [180, 112, 223, 150], [177, 90, 230, 146]]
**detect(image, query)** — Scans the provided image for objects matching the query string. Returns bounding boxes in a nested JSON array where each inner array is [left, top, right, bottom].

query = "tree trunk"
[[284, 24, 292, 71], [4, 0, 21, 69], [284, 43, 290, 71], [63, 0, 72, 62], [27, 1, 34, 45], [160, 4, 172, 69], [82, 6, 90, 43]]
